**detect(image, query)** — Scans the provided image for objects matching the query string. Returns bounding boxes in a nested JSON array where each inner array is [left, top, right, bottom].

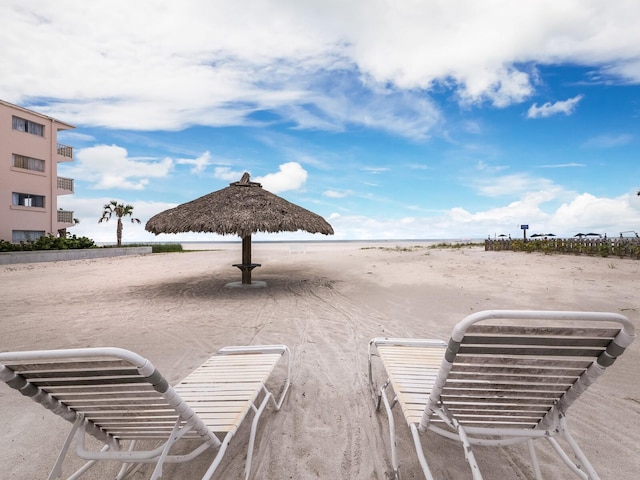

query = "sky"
[[2, 0, 640, 243]]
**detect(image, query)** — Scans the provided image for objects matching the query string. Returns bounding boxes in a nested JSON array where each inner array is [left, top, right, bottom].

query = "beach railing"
[[485, 237, 640, 259]]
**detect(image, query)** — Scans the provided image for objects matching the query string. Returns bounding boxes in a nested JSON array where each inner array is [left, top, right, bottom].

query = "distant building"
[[0, 99, 75, 242]]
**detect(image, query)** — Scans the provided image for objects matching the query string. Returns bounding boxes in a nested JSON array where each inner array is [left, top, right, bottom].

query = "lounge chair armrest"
[[218, 345, 288, 356], [370, 338, 447, 348]]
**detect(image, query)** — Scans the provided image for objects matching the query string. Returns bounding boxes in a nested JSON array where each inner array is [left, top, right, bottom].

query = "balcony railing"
[[57, 176, 74, 192], [57, 143, 73, 159], [57, 209, 74, 224]]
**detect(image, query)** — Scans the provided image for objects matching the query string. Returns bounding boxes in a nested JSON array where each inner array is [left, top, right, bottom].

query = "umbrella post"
[[242, 235, 252, 284], [233, 235, 260, 285], [232, 235, 262, 285]]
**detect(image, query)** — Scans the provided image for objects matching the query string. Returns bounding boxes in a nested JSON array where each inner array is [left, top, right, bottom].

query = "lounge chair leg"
[[375, 379, 390, 411], [368, 341, 385, 411], [380, 386, 400, 477], [410, 424, 435, 480], [558, 415, 600, 480], [115, 441, 143, 480], [527, 439, 543, 480], [201, 434, 233, 480], [244, 392, 272, 480], [150, 418, 183, 480], [49, 415, 107, 480], [452, 419, 482, 480], [271, 347, 292, 411], [546, 438, 589, 480], [48, 415, 83, 480], [434, 408, 483, 480]]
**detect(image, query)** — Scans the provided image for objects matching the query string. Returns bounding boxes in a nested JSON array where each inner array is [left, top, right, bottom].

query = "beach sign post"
[[521, 224, 528, 240]]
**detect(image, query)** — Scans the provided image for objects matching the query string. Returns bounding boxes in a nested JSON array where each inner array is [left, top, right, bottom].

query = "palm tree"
[[99, 201, 140, 247]]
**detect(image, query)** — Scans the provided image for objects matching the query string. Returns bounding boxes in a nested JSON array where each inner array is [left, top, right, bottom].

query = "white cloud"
[[476, 161, 508, 173], [458, 67, 533, 108], [175, 151, 213, 174], [62, 144, 173, 190], [472, 173, 561, 198], [214, 167, 248, 182], [527, 95, 584, 118], [324, 191, 640, 240], [582, 133, 634, 148], [604, 59, 640, 83], [539, 163, 586, 168], [255, 162, 308, 193], [323, 189, 352, 199], [362, 167, 389, 174], [3, 2, 640, 136], [552, 193, 640, 233], [58, 131, 96, 143]]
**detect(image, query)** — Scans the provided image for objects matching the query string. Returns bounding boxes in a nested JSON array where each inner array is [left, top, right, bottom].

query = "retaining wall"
[[0, 247, 152, 265]]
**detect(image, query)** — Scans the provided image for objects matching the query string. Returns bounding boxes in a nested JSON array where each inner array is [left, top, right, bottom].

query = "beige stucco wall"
[[0, 100, 74, 242]]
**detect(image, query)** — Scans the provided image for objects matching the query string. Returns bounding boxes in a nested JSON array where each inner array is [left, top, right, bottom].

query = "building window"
[[12, 192, 45, 208], [12, 154, 45, 172], [12, 115, 44, 136], [12, 230, 46, 243]]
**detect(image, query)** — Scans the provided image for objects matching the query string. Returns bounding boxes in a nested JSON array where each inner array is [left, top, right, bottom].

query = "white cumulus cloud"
[[255, 162, 308, 193], [527, 95, 584, 119], [3, 2, 640, 137], [214, 167, 248, 182], [65, 144, 173, 190], [175, 151, 213, 174]]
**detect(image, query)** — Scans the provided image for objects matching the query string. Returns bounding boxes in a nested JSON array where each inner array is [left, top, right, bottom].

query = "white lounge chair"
[[0, 344, 291, 480], [368, 310, 635, 480]]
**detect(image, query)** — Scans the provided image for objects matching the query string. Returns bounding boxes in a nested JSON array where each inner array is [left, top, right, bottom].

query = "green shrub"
[[0, 239, 14, 252], [151, 243, 183, 253], [0, 234, 96, 252], [121, 243, 184, 253]]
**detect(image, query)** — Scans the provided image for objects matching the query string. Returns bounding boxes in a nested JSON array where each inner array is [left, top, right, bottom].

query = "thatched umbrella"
[[145, 173, 334, 285]]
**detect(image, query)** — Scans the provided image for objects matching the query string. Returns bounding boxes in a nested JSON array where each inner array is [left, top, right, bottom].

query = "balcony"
[[57, 209, 74, 225], [57, 143, 73, 162], [57, 176, 74, 195]]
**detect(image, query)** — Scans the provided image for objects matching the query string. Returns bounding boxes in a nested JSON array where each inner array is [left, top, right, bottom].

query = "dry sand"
[[1, 242, 639, 479]]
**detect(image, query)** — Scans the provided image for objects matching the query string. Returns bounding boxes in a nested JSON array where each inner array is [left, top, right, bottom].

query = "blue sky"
[[3, 1, 640, 242]]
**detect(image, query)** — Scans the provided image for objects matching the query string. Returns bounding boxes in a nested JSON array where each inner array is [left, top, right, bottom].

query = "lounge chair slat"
[[451, 382, 568, 391], [461, 335, 612, 347], [447, 374, 578, 384], [55, 391, 163, 400], [452, 355, 593, 367], [448, 366, 585, 376], [457, 345, 604, 356]]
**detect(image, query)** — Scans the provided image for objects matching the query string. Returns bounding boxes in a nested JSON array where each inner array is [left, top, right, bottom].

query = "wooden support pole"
[[242, 235, 252, 284]]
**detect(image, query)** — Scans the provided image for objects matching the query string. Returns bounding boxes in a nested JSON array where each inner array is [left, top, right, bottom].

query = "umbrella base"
[[225, 280, 267, 289]]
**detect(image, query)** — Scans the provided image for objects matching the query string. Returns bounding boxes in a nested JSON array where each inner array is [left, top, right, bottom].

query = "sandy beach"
[[1, 242, 639, 479]]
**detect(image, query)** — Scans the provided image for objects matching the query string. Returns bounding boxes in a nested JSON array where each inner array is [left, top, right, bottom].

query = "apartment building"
[[0, 99, 76, 242]]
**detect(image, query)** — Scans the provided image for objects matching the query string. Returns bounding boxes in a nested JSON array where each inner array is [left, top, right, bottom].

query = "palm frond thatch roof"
[[145, 173, 334, 238]]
